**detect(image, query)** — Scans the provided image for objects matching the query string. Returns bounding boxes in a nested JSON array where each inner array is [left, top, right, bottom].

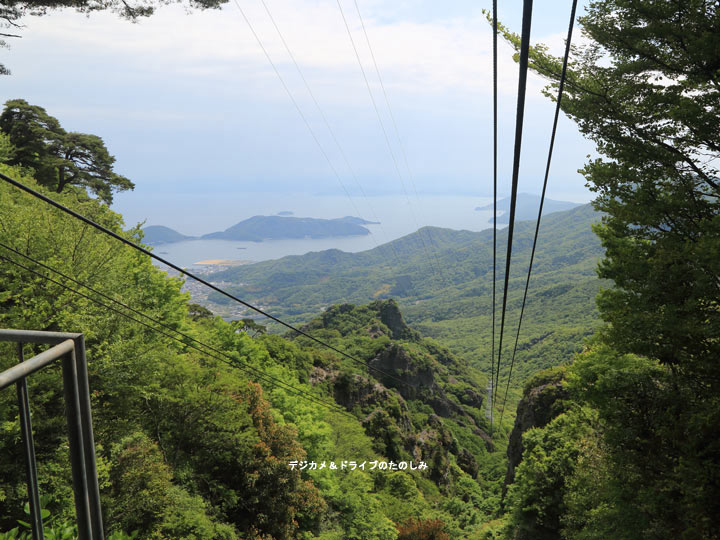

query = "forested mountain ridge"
[[0, 166, 505, 539], [3, 0, 719, 536], [209, 204, 604, 386]]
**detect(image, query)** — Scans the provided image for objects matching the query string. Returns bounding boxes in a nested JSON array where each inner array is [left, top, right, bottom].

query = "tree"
[[0, 99, 134, 203], [499, 2, 720, 537], [231, 318, 267, 338], [500, 0, 720, 374], [0, 132, 14, 163], [397, 518, 450, 540], [188, 303, 214, 320]]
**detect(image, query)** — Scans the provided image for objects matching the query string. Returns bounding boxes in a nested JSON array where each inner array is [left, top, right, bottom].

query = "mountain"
[[142, 225, 195, 245], [1, 174, 506, 538], [476, 193, 582, 224], [208, 205, 605, 385], [201, 215, 374, 242], [297, 299, 496, 470]]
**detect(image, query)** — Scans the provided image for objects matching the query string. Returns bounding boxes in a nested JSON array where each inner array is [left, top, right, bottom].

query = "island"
[[142, 225, 196, 245], [476, 193, 581, 224], [143, 216, 381, 245], [201, 215, 377, 242]]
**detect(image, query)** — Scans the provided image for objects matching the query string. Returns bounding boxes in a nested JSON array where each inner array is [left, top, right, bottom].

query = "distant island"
[[476, 193, 582, 224], [143, 225, 196, 245], [202, 216, 378, 242], [276, 211, 294, 216], [143, 215, 380, 245]]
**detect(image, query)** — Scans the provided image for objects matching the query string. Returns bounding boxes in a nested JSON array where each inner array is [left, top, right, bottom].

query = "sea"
[[116, 193, 499, 268]]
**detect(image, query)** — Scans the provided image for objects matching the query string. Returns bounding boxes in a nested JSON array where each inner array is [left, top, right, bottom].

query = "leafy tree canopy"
[[497, 2, 720, 538], [499, 0, 720, 378], [0, 99, 134, 203]]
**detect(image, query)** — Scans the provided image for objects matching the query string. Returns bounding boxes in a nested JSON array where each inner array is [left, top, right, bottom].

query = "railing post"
[[73, 335, 105, 539], [16, 343, 44, 540], [62, 348, 92, 540], [2, 330, 104, 539]]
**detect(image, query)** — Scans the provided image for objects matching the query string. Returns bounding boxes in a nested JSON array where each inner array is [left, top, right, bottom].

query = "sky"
[[1, 0, 596, 232]]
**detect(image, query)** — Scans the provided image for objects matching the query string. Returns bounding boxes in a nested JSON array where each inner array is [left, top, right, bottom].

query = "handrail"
[[0, 329, 82, 345], [1, 330, 104, 540], [0, 339, 74, 390]]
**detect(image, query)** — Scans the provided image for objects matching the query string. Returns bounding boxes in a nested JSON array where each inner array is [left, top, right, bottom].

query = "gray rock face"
[[375, 299, 419, 341], [457, 448, 479, 478], [504, 371, 570, 492]]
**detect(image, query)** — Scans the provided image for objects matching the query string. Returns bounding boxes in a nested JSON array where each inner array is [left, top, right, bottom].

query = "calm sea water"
[[118, 194, 497, 268]]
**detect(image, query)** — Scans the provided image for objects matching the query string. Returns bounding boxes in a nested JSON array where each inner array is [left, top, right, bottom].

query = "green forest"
[[206, 201, 605, 388], [1, 0, 719, 539]]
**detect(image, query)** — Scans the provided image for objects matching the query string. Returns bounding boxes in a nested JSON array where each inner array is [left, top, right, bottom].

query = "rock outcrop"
[[504, 367, 570, 491]]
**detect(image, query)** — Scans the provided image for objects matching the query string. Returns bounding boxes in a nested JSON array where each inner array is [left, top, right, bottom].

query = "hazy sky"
[[1, 0, 595, 228]]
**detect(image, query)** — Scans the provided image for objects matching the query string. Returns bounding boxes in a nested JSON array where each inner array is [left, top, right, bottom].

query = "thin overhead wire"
[[0, 249, 354, 418], [333, 0, 450, 289], [490, 0, 498, 433], [254, 0, 406, 273], [499, 0, 578, 425], [0, 172, 410, 388], [234, 0, 430, 301], [494, 0, 533, 407], [350, 0, 448, 276], [230, 0, 372, 260], [351, 0, 411, 198]]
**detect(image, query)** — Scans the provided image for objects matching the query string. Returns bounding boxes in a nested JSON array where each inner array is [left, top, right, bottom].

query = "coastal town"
[[157, 259, 263, 321]]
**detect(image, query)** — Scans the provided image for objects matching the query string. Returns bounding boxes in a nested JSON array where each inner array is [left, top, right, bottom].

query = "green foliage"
[[0, 132, 15, 163], [0, 99, 133, 203], [504, 344, 720, 540], [207, 205, 604, 409], [495, 2, 720, 538], [107, 431, 235, 539], [324, 473, 398, 540], [233, 318, 267, 338], [503, 408, 595, 540], [0, 495, 138, 539], [0, 152, 511, 538], [107, 432, 175, 536], [567, 346, 720, 540], [0, 169, 319, 538], [187, 303, 214, 320]]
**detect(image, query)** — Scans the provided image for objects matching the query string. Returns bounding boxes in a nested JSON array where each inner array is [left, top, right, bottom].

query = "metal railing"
[[0, 329, 104, 540]]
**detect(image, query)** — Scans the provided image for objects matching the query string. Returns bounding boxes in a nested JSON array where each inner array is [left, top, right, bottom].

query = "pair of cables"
[[0, 241, 355, 419], [489, 0, 578, 430], [0, 172, 412, 417]]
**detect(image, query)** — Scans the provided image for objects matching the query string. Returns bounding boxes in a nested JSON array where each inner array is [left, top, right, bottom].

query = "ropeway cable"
[[349, 0, 449, 285], [254, 0, 408, 278], [493, 0, 533, 407], [490, 0, 498, 433], [0, 172, 410, 388], [498, 0, 578, 426], [0, 249, 355, 418], [229, 0, 374, 281], [333, 0, 451, 290]]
